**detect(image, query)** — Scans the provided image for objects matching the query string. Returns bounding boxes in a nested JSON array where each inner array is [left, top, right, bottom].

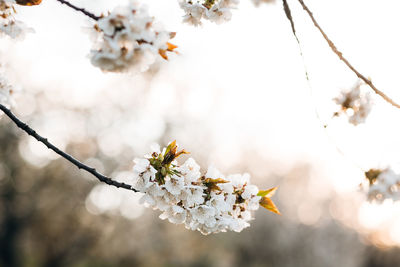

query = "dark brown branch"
[[297, 0, 400, 109], [282, 0, 309, 81], [282, 0, 297, 39], [0, 104, 138, 192], [55, 0, 100, 21]]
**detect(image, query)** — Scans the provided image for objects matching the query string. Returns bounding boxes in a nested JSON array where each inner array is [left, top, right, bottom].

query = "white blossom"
[[181, 186, 205, 207], [139, 193, 156, 207], [366, 168, 400, 202], [334, 81, 372, 126], [147, 183, 164, 197], [230, 218, 250, 232], [132, 158, 157, 191], [0, 1, 32, 39], [164, 175, 185, 195], [228, 173, 249, 188], [133, 158, 150, 173], [89, 0, 176, 73], [131, 142, 277, 234], [206, 165, 224, 179], [208, 192, 231, 212], [218, 182, 234, 194], [178, 157, 201, 183], [154, 196, 171, 211], [242, 184, 258, 200], [160, 205, 187, 224], [248, 196, 261, 210], [191, 205, 216, 224], [179, 0, 239, 26]]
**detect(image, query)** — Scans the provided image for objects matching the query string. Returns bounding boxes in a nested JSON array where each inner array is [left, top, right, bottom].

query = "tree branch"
[[281, 1, 367, 172], [282, 0, 297, 40], [296, 0, 400, 109], [282, 0, 309, 81], [55, 0, 100, 21], [0, 104, 138, 192]]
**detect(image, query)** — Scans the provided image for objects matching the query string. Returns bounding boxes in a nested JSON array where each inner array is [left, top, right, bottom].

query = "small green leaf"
[[165, 140, 176, 155], [257, 187, 278, 198]]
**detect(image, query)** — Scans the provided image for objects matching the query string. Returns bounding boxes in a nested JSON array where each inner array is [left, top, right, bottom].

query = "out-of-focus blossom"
[[131, 141, 279, 235], [333, 81, 372, 126], [365, 168, 400, 203], [89, 0, 177, 73], [179, 0, 239, 26], [0, 73, 14, 107], [0, 0, 33, 39]]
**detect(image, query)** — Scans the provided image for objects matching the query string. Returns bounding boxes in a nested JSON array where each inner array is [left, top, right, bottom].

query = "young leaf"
[[257, 187, 278, 198], [162, 140, 178, 165], [167, 42, 178, 51], [165, 140, 176, 155], [159, 42, 178, 60], [260, 196, 280, 215]]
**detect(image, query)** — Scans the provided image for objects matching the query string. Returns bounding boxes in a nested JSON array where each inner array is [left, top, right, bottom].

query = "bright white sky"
[[3, 0, 400, 247]]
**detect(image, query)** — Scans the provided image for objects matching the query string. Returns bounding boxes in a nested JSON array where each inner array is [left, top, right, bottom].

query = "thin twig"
[[297, 0, 400, 109], [281, 0, 366, 172], [55, 0, 100, 21], [0, 104, 138, 192], [282, 0, 297, 40], [282, 0, 309, 81]]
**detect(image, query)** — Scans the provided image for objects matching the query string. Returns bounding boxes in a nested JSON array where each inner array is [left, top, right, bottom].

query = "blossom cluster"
[[0, 0, 33, 39], [333, 81, 372, 126], [365, 168, 400, 203], [179, 0, 239, 26], [89, 1, 177, 73], [0, 73, 14, 107], [179, 0, 276, 26], [131, 141, 278, 235]]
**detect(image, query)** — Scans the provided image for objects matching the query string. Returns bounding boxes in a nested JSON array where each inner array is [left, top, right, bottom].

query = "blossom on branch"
[[333, 81, 372, 126], [0, 0, 33, 39], [89, 0, 177, 73], [132, 141, 279, 235], [179, 0, 239, 26], [365, 168, 400, 203]]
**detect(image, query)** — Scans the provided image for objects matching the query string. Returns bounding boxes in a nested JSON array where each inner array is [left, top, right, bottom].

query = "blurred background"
[[2, 0, 400, 266]]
